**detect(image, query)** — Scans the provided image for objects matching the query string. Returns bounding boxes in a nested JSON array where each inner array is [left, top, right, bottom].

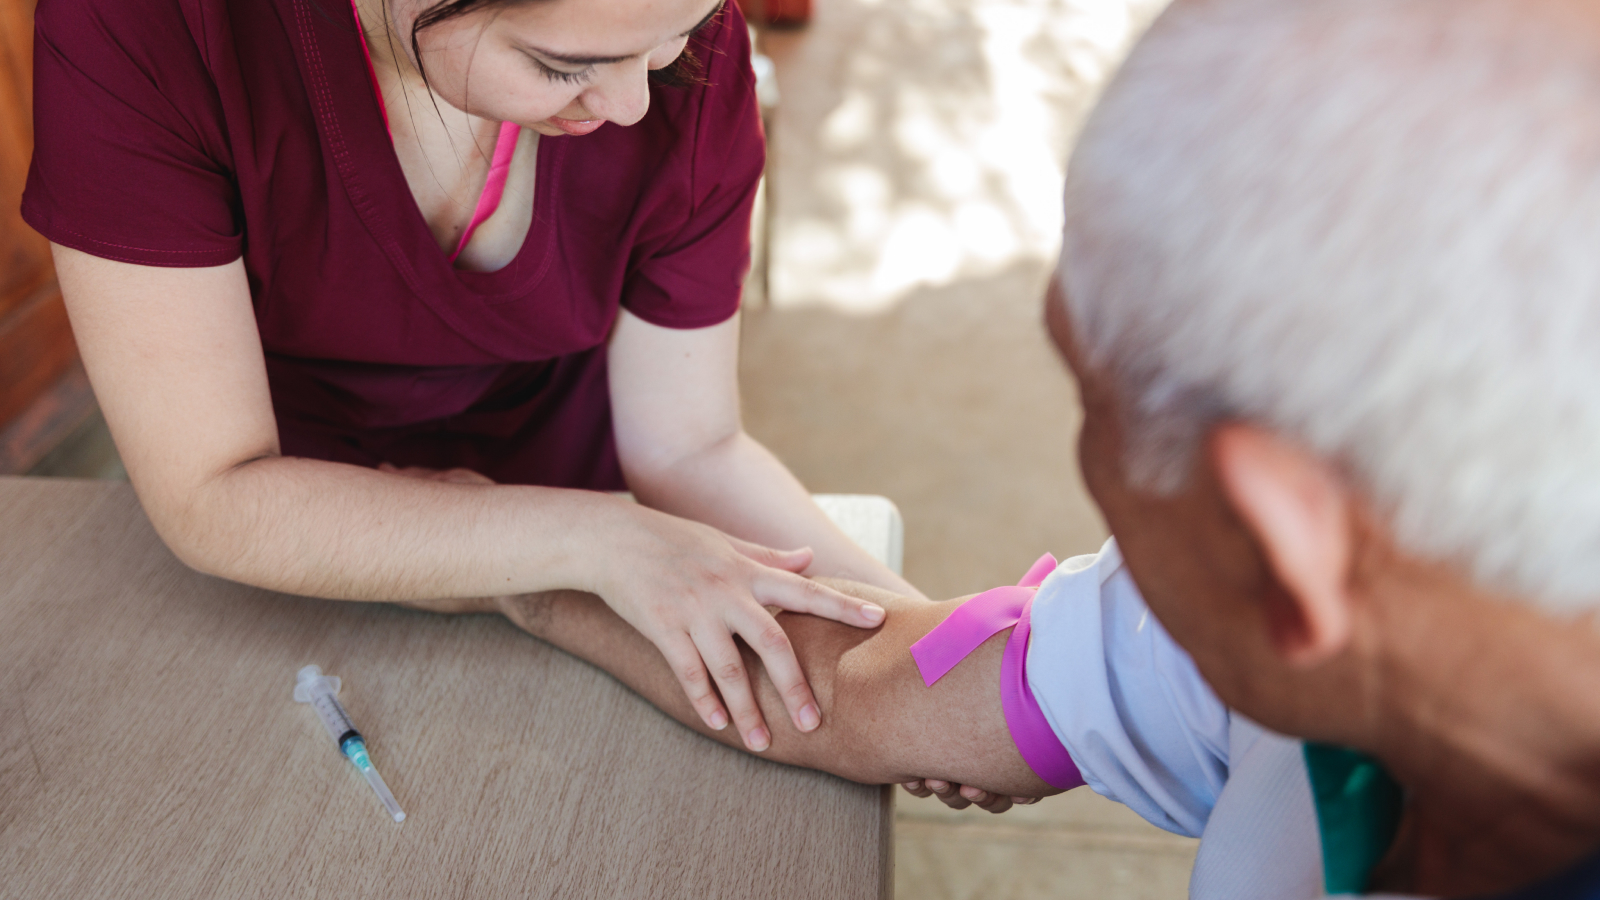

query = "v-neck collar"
[[283, 0, 563, 353]]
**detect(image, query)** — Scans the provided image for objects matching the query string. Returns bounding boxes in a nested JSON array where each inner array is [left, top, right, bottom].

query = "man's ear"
[[1208, 423, 1356, 667]]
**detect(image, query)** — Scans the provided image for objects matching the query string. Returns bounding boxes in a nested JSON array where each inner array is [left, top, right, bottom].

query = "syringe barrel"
[[294, 665, 361, 747]]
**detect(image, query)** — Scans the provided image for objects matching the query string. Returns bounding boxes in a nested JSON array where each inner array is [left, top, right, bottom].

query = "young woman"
[[24, 0, 917, 753]]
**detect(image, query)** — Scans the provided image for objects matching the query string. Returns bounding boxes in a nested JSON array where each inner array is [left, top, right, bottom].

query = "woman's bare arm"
[[500, 582, 1060, 799], [57, 248, 647, 602], [53, 246, 885, 749], [608, 310, 925, 600]]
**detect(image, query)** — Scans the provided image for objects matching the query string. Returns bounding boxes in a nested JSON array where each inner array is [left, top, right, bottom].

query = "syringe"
[[293, 665, 406, 823]]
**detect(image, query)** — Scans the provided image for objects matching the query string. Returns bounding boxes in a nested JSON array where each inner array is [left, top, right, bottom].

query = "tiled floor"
[[30, 1, 1192, 894]]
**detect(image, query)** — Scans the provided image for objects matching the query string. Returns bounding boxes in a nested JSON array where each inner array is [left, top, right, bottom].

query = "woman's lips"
[[546, 116, 605, 136]]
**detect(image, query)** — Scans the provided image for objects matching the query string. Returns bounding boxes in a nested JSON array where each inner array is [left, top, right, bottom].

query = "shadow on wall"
[[763, 0, 1169, 313]]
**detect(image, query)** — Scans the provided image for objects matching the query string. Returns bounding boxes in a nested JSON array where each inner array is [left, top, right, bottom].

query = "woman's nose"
[[583, 60, 653, 127]]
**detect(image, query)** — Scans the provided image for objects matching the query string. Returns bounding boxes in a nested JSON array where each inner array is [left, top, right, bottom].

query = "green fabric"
[[1303, 742, 1404, 894]]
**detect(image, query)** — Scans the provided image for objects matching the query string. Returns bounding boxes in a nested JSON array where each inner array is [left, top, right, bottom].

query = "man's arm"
[[498, 583, 1059, 799]]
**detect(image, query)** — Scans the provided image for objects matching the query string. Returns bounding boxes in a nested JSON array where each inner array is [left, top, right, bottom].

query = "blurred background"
[[0, 0, 1195, 894], [742, 0, 1195, 895]]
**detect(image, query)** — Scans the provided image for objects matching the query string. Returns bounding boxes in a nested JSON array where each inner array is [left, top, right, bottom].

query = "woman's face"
[[394, 0, 723, 136]]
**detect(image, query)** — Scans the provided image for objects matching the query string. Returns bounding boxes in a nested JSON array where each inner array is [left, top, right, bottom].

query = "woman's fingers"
[[902, 781, 935, 799], [731, 604, 824, 736], [692, 624, 772, 752], [377, 462, 494, 485], [756, 570, 887, 629], [727, 536, 814, 573], [660, 633, 732, 735]]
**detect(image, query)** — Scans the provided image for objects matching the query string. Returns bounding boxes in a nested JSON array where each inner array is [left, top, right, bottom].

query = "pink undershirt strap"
[[351, 0, 521, 263], [909, 554, 1087, 792]]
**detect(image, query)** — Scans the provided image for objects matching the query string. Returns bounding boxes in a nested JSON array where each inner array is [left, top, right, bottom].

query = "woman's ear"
[[1209, 423, 1356, 667]]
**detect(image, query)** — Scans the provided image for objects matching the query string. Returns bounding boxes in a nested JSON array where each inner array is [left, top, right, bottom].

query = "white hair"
[[1060, 0, 1600, 612]]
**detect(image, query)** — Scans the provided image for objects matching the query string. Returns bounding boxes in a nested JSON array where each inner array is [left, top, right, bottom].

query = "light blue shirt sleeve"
[[1025, 538, 1232, 837]]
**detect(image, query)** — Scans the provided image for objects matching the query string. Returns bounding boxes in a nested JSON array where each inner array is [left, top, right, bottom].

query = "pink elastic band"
[[909, 554, 1086, 792], [449, 121, 521, 262], [351, 0, 519, 263]]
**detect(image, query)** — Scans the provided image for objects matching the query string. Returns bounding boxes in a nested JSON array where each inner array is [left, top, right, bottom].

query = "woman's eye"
[[536, 60, 593, 85]]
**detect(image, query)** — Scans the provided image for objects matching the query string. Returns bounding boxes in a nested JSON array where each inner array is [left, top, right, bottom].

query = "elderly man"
[[492, 0, 1600, 895]]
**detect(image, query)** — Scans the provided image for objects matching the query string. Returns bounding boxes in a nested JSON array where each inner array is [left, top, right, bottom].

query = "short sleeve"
[[621, 5, 764, 328], [22, 0, 242, 267], [1026, 538, 1233, 837]]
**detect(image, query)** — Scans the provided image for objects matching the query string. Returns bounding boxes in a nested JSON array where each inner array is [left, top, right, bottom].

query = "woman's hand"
[[377, 462, 495, 485], [375, 461, 888, 752], [599, 503, 887, 753]]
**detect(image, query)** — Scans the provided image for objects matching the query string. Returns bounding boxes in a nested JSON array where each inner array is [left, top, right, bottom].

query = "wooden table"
[[0, 478, 895, 899]]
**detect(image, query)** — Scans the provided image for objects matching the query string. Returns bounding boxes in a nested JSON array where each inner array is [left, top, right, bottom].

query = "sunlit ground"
[[763, 0, 1168, 313], [744, 1, 1196, 897]]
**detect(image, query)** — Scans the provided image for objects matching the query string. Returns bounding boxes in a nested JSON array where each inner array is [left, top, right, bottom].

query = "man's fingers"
[[661, 635, 730, 733], [727, 536, 813, 573], [960, 785, 1012, 813], [901, 781, 935, 799], [694, 627, 770, 752], [736, 607, 823, 734], [758, 571, 887, 629], [927, 780, 973, 810], [978, 795, 1014, 814]]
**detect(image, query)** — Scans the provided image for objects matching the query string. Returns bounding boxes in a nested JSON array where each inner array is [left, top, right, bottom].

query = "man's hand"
[[900, 778, 1042, 813]]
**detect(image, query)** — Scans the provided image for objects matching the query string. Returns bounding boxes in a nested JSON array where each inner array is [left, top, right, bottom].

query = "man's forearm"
[[500, 585, 1058, 798]]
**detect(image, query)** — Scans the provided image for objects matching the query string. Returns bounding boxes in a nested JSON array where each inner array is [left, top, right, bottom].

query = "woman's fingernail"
[[904, 781, 922, 790], [709, 710, 728, 730], [798, 704, 821, 731], [746, 727, 770, 752], [861, 604, 886, 624], [927, 780, 949, 792]]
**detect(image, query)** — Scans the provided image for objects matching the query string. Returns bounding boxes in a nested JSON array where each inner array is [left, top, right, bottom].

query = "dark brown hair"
[[410, 0, 706, 89]]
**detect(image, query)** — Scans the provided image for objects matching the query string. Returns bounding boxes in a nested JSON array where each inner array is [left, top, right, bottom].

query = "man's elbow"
[[746, 611, 920, 784]]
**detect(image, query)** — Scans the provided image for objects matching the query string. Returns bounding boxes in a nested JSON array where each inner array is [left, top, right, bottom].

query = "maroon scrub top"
[[22, 0, 763, 489]]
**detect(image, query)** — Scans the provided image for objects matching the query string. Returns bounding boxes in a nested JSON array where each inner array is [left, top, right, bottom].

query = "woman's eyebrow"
[[522, 1, 725, 65]]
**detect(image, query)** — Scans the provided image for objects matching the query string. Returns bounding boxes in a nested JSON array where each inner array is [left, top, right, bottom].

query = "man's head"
[[1051, 0, 1600, 747]]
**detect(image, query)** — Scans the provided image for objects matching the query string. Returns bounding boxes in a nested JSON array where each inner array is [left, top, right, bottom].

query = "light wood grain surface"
[[0, 477, 893, 899]]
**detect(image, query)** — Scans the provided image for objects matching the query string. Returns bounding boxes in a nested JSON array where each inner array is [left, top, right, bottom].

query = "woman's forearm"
[[624, 431, 925, 599], [163, 454, 631, 604]]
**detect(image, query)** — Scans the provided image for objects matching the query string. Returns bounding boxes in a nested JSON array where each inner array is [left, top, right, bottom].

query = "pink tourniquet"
[[351, 0, 521, 263], [909, 554, 1087, 792]]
